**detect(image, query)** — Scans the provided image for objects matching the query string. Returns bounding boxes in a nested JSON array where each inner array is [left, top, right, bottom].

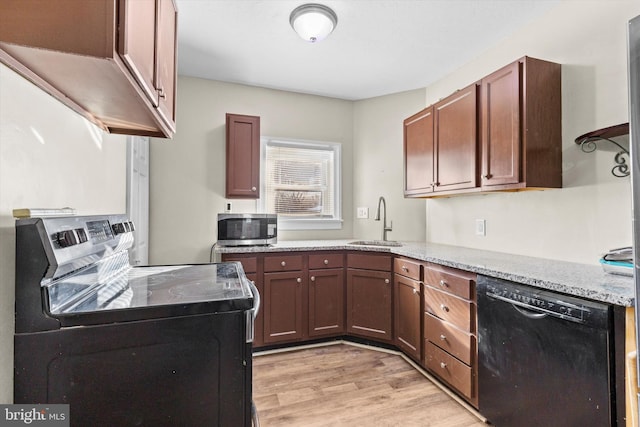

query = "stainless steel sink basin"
[[348, 240, 403, 247]]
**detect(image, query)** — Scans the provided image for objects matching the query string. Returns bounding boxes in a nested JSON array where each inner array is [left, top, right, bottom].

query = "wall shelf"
[[575, 123, 630, 177]]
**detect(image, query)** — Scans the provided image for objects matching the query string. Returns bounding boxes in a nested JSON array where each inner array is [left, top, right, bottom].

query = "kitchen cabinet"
[[263, 254, 306, 344], [226, 114, 261, 199], [0, 0, 177, 138], [480, 57, 561, 190], [423, 263, 478, 407], [308, 253, 345, 338], [403, 56, 561, 198], [346, 253, 393, 342], [403, 84, 478, 196], [394, 258, 422, 362]]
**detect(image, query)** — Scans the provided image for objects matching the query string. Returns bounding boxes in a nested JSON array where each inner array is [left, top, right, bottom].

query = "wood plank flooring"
[[253, 343, 486, 426]]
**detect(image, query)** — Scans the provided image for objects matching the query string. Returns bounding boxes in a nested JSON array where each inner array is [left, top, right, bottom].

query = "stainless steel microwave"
[[217, 213, 277, 246]]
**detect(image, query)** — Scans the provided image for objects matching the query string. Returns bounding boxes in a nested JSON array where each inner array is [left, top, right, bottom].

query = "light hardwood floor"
[[253, 343, 486, 426]]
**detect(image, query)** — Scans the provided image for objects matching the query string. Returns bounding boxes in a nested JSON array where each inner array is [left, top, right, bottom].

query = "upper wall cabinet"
[[226, 114, 261, 199], [0, 0, 177, 138], [404, 56, 561, 198]]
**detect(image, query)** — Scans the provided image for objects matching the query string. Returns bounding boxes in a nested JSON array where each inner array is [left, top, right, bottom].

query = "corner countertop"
[[215, 240, 635, 307]]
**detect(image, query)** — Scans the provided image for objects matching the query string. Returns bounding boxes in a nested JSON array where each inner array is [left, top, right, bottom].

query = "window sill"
[[278, 218, 343, 231]]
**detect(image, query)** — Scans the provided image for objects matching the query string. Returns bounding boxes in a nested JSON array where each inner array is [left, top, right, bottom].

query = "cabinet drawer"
[[424, 285, 474, 333], [423, 265, 475, 300], [425, 342, 473, 399], [424, 313, 474, 365], [394, 257, 421, 281], [264, 255, 304, 272], [309, 253, 344, 270], [347, 253, 392, 271], [222, 255, 257, 273]]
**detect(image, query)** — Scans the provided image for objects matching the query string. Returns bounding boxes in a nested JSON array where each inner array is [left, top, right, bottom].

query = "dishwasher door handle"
[[485, 291, 584, 323], [512, 303, 548, 320]]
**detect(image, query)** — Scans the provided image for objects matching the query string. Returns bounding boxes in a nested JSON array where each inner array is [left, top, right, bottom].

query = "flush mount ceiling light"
[[289, 3, 338, 43]]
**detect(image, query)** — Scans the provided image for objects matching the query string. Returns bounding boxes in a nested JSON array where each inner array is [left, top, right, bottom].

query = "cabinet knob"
[[384, 279, 390, 284], [439, 334, 447, 341], [311, 276, 315, 282], [158, 87, 166, 99], [439, 279, 448, 287], [402, 266, 408, 272], [440, 304, 450, 312], [251, 186, 257, 191], [440, 362, 447, 369], [296, 278, 302, 283], [482, 174, 492, 180], [281, 261, 286, 267], [324, 259, 329, 265], [412, 288, 418, 295]]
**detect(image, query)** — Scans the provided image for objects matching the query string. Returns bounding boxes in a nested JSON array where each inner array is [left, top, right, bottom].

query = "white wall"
[[424, 0, 640, 265], [0, 64, 127, 402], [353, 90, 426, 241], [149, 78, 355, 265]]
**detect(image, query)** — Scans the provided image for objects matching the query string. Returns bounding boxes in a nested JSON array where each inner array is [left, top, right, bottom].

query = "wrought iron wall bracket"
[[575, 123, 630, 178]]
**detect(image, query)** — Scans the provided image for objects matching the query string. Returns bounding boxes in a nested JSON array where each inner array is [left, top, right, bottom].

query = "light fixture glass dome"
[[289, 3, 338, 43]]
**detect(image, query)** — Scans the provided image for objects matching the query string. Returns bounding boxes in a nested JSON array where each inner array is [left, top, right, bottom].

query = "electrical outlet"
[[225, 201, 232, 213], [475, 219, 486, 236], [357, 207, 369, 219]]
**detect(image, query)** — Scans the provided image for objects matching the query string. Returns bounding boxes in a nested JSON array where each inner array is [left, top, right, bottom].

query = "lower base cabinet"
[[309, 268, 345, 337], [263, 271, 306, 344]]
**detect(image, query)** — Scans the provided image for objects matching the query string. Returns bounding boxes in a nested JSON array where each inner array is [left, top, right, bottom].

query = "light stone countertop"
[[215, 240, 635, 307]]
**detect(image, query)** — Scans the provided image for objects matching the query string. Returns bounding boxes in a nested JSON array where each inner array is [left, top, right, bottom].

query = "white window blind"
[[261, 138, 342, 230]]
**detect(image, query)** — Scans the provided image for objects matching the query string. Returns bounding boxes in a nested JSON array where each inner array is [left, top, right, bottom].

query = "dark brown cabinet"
[[226, 113, 261, 199], [393, 258, 422, 362], [403, 56, 561, 198], [263, 254, 306, 344], [480, 57, 561, 190], [422, 263, 477, 406], [346, 253, 393, 342], [0, 0, 177, 138]]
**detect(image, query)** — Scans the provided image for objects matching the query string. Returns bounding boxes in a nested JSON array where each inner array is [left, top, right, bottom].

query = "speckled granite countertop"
[[215, 240, 635, 307]]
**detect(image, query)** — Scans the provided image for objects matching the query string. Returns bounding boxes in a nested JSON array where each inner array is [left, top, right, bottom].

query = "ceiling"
[[176, 0, 560, 101]]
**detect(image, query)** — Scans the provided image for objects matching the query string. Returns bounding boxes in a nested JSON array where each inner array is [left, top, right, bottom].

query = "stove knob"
[[112, 222, 126, 235], [128, 221, 135, 231], [56, 230, 78, 248]]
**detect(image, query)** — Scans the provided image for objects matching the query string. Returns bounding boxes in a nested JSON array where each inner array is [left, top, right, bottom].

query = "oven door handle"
[[246, 280, 260, 343]]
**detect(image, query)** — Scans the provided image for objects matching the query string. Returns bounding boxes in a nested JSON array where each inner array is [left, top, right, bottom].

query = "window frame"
[[259, 136, 343, 230]]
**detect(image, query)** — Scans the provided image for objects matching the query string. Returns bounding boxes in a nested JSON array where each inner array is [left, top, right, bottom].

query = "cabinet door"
[[394, 274, 421, 361], [434, 84, 478, 192], [346, 269, 392, 342], [309, 268, 344, 338], [404, 107, 434, 196], [118, 0, 157, 106], [263, 271, 305, 344], [481, 61, 521, 187], [226, 114, 261, 199], [155, 0, 177, 129]]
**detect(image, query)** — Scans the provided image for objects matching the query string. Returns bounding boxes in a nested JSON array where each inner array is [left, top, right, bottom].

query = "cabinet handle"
[[439, 334, 447, 341], [439, 279, 448, 287], [296, 278, 302, 283], [281, 261, 286, 267], [440, 304, 450, 312], [251, 186, 257, 191], [324, 259, 329, 265], [384, 279, 390, 284], [311, 276, 315, 282], [440, 362, 447, 369]]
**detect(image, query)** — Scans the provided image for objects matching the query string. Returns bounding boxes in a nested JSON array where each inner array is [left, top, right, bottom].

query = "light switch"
[[475, 219, 486, 236], [357, 207, 369, 219]]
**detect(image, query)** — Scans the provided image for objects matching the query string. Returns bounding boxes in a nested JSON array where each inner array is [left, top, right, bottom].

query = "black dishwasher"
[[477, 275, 624, 426]]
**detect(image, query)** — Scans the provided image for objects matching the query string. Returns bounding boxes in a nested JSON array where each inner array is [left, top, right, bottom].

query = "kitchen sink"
[[348, 240, 403, 247]]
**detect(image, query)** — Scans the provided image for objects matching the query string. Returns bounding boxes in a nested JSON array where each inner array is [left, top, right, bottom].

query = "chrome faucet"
[[374, 196, 393, 241]]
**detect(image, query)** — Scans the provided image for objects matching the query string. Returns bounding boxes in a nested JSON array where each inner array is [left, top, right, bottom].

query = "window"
[[259, 137, 342, 230]]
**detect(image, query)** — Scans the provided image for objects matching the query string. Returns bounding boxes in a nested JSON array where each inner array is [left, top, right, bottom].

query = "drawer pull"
[[384, 279, 390, 284], [439, 279, 448, 287], [439, 334, 447, 341], [310, 276, 315, 282], [440, 304, 450, 312], [281, 261, 286, 267], [324, 259, 329, 265], [440, 362, 447, 369], [402, 265, 408, 272], [296, 278, 302, 283]]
